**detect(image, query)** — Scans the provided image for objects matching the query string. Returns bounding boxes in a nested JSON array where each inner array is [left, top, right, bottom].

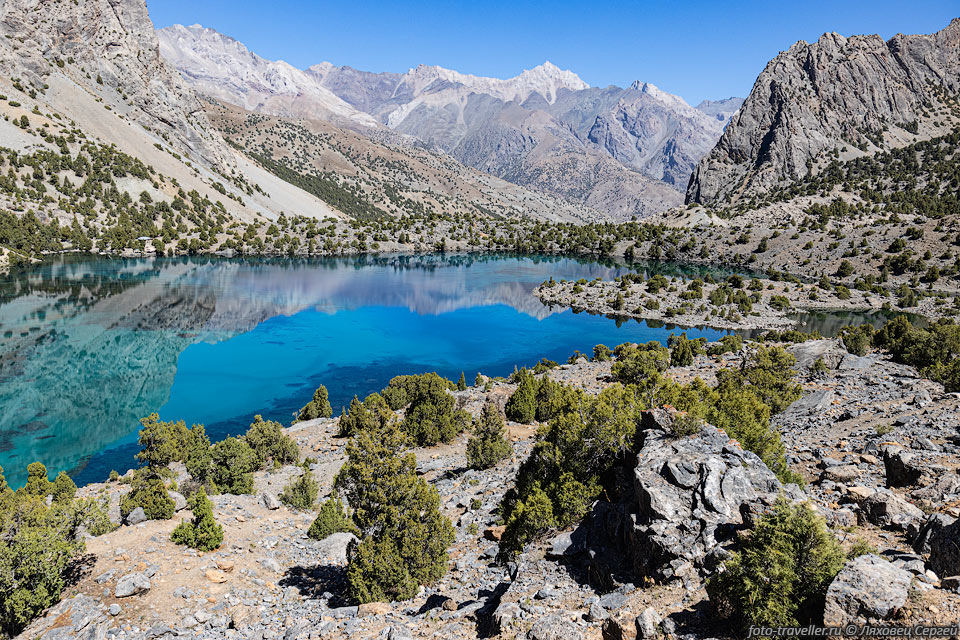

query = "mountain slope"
[[158, 24, 377, 130], [158, 25, 741, 219], [206, 99, 600, 223], [687, 18, 960, 206]]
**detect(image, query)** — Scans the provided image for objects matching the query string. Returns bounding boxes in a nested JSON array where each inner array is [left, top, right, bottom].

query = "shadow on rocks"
[[278, 564, 350, 607], [472, 581, 512, 638], [64, 552, 98, 587], [664, 598, 725, 638]]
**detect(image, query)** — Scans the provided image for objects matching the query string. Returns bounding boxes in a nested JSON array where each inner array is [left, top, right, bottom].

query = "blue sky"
[[146, 0, 958, 105]]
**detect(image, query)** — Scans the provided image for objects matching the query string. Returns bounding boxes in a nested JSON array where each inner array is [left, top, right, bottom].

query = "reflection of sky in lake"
[[0, 253, 803, 486]]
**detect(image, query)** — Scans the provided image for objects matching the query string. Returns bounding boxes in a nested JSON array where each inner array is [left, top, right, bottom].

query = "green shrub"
[[669, 333, 694, 367], [592, 344, 612, 362], [136, 413, 189, 468], [708, 498, 845, 629], [52, 472, 76, 503], [184, 423, 212, 483], [244, 415, 299, 468], [504, 369, 537, 423], [381, 373, 466, 446], [170, 489, 223, 551], [839, 324, 874, 356], [120, 471, 174, 521], [24, 462, 52, 497], [466, 404, 512, 470], [308, 497, 360, 540], [0, 490, 84, 636], [210, 437, 258, 494], [456, 372, 466, 391], [501, 483, 556, 554], [279, 471, 319, 510], [335, 419, 454, 603], [500, 384, 640, 554], [297, 385, 333, 421], [610, 341, 670, 384], [873, 317, 960, 392], [846, 538, 877, 558], [708, 334, 744, 356]]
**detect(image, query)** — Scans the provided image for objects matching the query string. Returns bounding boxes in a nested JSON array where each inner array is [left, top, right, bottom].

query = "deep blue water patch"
[[0, 253, 767, 486]]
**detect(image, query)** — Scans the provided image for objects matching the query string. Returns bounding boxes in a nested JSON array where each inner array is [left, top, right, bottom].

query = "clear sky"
[[146, 0, 958, 105]]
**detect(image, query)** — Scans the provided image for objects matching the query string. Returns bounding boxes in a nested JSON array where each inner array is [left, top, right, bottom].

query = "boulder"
[[928, 518, 960, 578], [115, 572, 151, 598], [824, 554, 912, 625], [860, 489, 924, 530], [635, 607, 662, 639], [125, 506, 147, 525], [629, 409, 785, 583], [169, 491, 188, 512], [16, 594, 111, 638], [260, 492, 281, 510], [314, 532, 358, 564], [527, 615, 583, 640], [883, 448, 925, 487], [913, 513, 956, 556], [601, 617, 636, 640]]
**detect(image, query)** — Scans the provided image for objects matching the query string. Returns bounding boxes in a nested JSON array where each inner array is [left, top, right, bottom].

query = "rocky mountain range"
[[687, 18, 960, 206], [157, 24, 743, 219]]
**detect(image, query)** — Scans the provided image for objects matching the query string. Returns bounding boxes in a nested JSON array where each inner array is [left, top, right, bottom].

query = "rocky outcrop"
[[823, 554, 912, 625], [586, 82, 729, 187], [927, 517, 960, 578], [628, 408, 787, 583], [0, 0, 231, 169], [687, 18, 960, 206]]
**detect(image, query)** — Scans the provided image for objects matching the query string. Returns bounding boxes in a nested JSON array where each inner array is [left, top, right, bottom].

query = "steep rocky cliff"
[[0, 0, 231, 168], [687, 18, 960, 206]]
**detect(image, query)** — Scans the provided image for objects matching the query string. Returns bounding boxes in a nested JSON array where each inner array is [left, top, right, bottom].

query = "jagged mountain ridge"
[[687, 18, 960, 206], [157, 24, 378, 130], [157, 24, 742, 219]]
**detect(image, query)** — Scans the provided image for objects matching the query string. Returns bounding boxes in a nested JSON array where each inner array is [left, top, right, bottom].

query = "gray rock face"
[[860, 489, 924, 530], [169, 491, 188, 512], [629, 409, 784, 582], [260, 492, 281, 510], [14, 594, 112, 638], [883, 448, 925, 487], [913, 513, 956, 556], [635, 607, 663, 638], [0, 0, 231, 169], [687, 18, 960, 206], [115, 572, 151, 598], [312, 532, 357, 564], [125, 506, 147, 525], [526, 615, 583, 640], [928, 518, 960, 578], [823, 554, 912, 625]]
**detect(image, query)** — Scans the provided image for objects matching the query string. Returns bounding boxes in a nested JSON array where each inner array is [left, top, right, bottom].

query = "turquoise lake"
[[0, 253, 824, 486]]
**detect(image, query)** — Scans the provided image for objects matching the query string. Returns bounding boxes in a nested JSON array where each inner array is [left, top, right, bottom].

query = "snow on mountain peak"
[[157, 24, 377, 127]]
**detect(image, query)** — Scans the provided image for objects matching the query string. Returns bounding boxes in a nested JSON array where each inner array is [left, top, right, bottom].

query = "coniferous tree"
[[171, 489, 223, 551], [335, 419, 454, 603], [466, 404, 512, 470]]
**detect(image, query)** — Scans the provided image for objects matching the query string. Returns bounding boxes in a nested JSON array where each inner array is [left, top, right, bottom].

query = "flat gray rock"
[[824, 554, 912, 625], [115, 572, 151, 598]]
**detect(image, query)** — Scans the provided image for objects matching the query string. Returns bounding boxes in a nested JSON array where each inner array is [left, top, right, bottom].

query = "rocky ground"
[[17, 339, 960, 639], [537, 275, 955, 332]]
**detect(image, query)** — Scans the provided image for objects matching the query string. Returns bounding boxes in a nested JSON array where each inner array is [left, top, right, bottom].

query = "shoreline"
[[536, 275, 949, 332]]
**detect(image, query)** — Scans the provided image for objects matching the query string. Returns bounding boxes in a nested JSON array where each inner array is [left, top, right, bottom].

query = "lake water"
[[0, 253, 858, 487]]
